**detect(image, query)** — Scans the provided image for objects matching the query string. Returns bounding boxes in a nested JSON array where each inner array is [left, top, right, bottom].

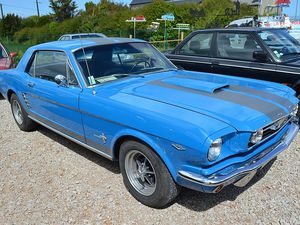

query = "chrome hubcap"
[[12, 100, 24, 125], [125, 150, 156, 196]]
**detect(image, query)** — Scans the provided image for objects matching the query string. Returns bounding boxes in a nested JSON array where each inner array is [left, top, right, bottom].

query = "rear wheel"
[[10, 94, 36, 131], [119, 140, 181, 208]]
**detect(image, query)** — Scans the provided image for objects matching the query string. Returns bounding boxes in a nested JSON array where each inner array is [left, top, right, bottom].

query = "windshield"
[[258, 29, 300, 61], [74, 42, 176, 85]]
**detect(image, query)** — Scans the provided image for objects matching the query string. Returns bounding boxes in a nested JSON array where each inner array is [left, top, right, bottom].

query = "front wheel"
[[119, 140, 181, 208]]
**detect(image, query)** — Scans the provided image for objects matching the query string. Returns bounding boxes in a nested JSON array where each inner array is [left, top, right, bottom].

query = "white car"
[[58, 33, 107, 41]]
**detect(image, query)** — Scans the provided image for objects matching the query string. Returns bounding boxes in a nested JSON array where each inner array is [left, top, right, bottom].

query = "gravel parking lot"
[[0, 99, 300, 225]]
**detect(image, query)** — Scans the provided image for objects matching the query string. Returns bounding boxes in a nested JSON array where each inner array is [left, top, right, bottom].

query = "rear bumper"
[[177, 122, 299, 193]]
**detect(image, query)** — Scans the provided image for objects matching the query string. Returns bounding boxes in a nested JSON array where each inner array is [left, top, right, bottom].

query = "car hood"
[[120, 70, 296, 132]]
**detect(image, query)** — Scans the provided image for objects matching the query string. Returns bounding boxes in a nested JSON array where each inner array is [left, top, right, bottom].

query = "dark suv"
[[166, 28, 300, 97]]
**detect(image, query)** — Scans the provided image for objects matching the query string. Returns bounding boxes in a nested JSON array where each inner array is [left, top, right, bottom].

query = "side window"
[[28, 51, 78, 86], [178, 33, 213, 57], [217, 33, 262, 61]]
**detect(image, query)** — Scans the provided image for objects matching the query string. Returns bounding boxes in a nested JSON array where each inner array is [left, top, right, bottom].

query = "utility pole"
[[296, 0, 299, 20], [0, 3, 4, 20], [35, 0, 40, 17]]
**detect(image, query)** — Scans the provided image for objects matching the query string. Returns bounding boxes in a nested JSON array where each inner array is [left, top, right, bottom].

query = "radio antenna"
[[79, 34, 96, 95]]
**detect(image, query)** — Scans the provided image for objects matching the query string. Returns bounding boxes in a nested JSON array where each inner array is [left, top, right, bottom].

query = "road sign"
[[175, 23, 190, 30], [161, 13, 175, 21], [125, 16, 146, 38]]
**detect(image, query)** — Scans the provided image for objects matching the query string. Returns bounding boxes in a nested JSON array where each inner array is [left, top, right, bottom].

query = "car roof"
[[193, 27, 286, 32], [30, 38, 146, 52]]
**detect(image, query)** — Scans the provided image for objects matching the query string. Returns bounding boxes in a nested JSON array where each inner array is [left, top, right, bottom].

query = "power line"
[[0, 3, 43, 12]]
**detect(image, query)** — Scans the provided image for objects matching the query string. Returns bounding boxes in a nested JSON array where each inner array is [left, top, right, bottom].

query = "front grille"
[[248, 115, 290, 148], [262, 116, 290, 140]]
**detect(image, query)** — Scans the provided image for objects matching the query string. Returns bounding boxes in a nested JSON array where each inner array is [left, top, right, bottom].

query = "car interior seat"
[[218, 36, 231, 57], [189, 40, 201, 54]]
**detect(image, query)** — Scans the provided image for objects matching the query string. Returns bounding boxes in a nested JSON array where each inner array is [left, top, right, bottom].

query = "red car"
[[0, 43, 17, 70]]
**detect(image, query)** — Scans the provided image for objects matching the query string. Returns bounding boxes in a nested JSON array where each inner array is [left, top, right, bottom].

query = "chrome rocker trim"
[[28, 115, 113, 160], [178, 122, 299, 188]]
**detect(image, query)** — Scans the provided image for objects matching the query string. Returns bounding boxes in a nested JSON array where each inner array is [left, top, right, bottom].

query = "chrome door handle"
[[28, 82, 35, 88]]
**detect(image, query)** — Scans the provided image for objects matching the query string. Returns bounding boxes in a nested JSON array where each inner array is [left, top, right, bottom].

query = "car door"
[[210, 32, 278, 82], [25, 50, 85, 142], [166, 32, 214, 73]]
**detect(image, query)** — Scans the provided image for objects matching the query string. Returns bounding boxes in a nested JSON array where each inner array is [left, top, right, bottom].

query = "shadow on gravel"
[[35, 125, 277, 211], [176, 158, 277, 212], [37, 126, 120, 174]]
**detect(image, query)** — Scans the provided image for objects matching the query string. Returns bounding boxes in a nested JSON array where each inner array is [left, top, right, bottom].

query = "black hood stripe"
[[229, 85, 293, 110], [148, 80, 286, 121], [174, 75, 293, 111]]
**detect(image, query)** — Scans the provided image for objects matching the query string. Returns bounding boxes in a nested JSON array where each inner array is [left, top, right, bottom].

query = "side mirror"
[[253, 51, 268, 62], [55, 74, 68, 87], [9, 52, 18, 58]]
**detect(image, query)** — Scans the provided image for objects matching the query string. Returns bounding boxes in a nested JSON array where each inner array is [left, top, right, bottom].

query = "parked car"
[[166, 28, 300, 100], [58, 33, 107, 41], [0, 42, 17, 70], [0, 38, 298, 208]]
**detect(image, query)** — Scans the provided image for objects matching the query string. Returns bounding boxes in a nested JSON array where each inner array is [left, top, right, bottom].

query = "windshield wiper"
[[111, 73, 145, 78]]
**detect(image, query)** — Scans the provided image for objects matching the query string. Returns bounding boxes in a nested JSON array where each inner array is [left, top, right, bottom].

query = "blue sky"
[[0, 0, 298, 18], [0, 0, 131, 18]]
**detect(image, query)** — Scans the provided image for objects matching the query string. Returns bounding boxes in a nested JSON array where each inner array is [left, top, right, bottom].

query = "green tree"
[[1, 14, 22, 37], [49, 0, 78, 22]]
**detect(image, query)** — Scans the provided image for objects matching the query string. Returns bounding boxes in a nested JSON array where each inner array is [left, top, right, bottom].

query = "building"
[[130, 0, 286, 15], [236, 0, 285, 15]]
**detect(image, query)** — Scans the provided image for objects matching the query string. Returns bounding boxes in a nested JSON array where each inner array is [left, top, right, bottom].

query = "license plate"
[[234, 170, 257, 187]]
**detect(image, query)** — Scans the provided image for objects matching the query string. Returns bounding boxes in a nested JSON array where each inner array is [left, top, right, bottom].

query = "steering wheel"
[[129, 59, 151, 72]]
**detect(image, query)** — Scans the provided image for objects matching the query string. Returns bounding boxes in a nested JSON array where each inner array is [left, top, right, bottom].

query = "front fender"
[[111, 129, 177, 179]]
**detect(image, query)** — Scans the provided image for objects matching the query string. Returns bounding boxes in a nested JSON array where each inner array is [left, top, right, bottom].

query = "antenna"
[[79, 35, 96, 95]]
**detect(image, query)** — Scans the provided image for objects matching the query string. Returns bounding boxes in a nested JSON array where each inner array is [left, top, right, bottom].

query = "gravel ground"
[[0, 99, 299, 225]]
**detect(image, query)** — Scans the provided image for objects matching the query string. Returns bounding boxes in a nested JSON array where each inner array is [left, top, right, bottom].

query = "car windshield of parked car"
[[258, 29, 300, 61], [74, 42, 176, 85]]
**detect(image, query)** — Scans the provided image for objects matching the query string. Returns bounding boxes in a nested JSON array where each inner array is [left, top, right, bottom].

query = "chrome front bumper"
[[178, 122, 299, 192]]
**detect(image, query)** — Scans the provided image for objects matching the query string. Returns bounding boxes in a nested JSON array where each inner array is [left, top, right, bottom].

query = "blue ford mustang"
[[0, 38, 298, 208]]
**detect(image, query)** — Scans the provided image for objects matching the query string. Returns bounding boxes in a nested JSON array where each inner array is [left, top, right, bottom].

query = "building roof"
[[130, 0, 151, 6]]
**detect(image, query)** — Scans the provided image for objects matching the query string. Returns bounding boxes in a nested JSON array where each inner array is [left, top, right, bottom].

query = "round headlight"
[[208, 138, 222, 161], [250, 128, 263, 144], [291, 104, 298, 117]]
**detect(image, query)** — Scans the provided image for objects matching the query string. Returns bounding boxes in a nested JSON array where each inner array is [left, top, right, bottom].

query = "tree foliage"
[[0, 14, 22, 37], [8, 0, 258, 46], [49, 0, 78, 22]]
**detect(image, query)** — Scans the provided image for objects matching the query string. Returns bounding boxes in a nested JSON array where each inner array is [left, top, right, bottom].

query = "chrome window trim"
[[25, 49, 83, 90], [72, 42, 177, 88]]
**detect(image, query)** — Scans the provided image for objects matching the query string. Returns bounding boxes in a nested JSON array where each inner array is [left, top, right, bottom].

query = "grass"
[[0, 38, 32, 64]]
